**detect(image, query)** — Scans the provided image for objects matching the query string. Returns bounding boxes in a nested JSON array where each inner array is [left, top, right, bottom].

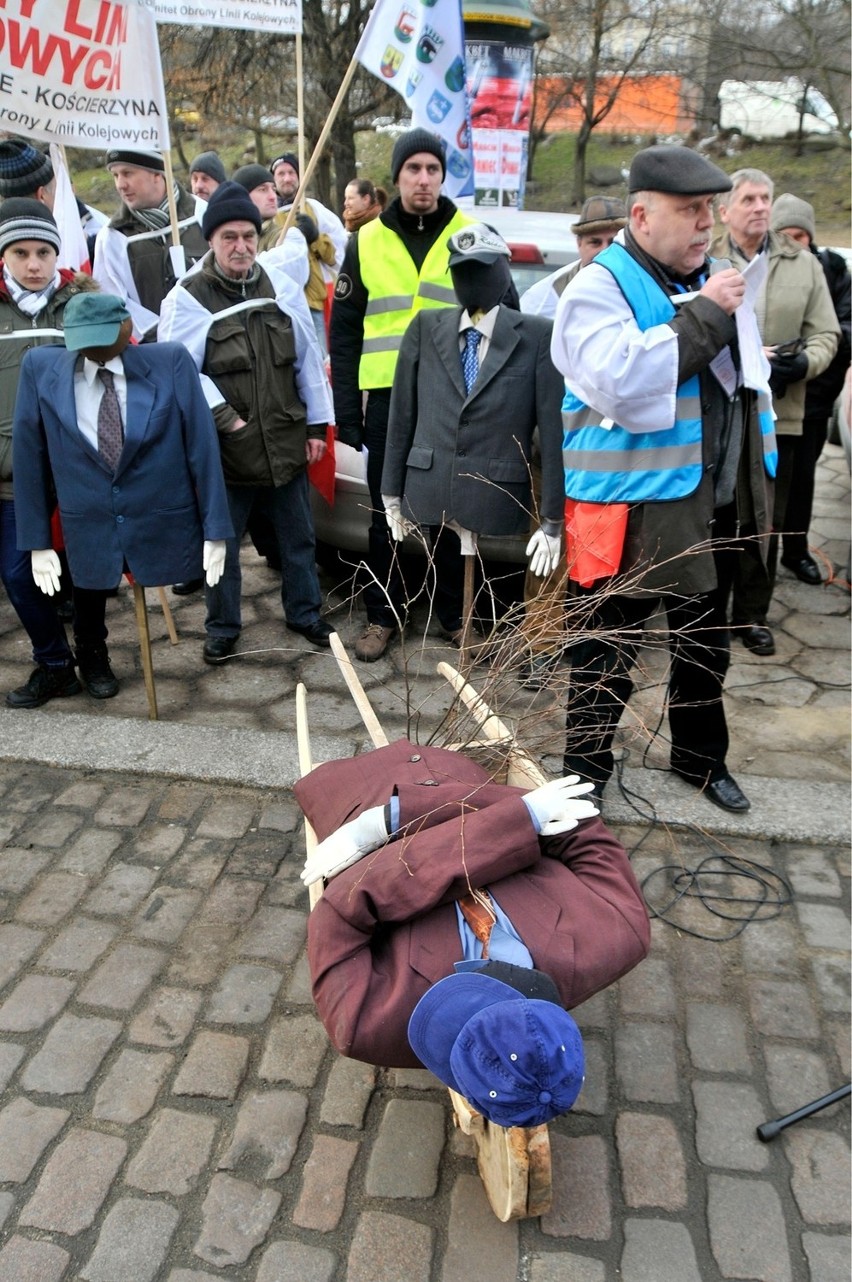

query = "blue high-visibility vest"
[[562, 242, 777, 503]]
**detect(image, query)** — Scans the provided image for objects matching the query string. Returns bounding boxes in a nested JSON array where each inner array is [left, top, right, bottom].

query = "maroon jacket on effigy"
[[294, 740, 651, 1068]]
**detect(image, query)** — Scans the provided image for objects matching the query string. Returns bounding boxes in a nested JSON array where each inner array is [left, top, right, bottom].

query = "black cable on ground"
[[611, 748, 794, 942]]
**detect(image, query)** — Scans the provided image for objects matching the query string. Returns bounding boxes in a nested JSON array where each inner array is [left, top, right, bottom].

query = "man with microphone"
[[550, 146, 777, 813]]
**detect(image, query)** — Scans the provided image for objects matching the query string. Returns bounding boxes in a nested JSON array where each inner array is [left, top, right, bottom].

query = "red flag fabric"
[[308, 426, 336, 506]]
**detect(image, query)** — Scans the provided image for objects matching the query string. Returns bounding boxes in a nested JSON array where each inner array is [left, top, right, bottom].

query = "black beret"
[[628, 146, 731, 196]]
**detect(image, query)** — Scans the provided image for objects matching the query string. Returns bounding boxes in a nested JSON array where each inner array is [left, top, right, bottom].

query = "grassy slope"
[[71, 128, 851, 246]]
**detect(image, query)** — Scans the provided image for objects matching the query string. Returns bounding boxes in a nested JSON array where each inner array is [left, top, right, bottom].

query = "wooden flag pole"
[[279, 46, 364, 236], [295, 33, 307, 214]]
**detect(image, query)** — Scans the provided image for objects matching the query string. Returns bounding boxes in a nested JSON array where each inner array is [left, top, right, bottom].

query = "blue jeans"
[[205, 474, 322, 637], [0, 498, 73, 668]]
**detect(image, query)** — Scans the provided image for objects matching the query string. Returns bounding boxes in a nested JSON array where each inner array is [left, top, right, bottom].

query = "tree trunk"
[[331, 119, 357, 212], [573, 120, 592, 205]]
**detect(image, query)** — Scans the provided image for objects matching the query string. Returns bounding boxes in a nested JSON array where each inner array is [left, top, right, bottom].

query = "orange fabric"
[[457, 890, 496, 957], [564, 499, 629, 587]]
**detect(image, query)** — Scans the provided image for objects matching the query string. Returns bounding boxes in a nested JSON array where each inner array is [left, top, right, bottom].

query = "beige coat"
[[710, 229, 840, 436]]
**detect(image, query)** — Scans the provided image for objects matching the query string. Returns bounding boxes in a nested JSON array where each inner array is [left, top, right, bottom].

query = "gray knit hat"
[[0, 198, 60, 256], [190, 151, 226, 184], [0, 141, 54, 199], [628, 146, 731, 195], [770, 192, 815, 244], [391, 128, 446, 184]]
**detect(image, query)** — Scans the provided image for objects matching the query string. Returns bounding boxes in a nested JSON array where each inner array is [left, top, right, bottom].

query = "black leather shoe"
[[203, 636, 238, 665], [739, 624, 775, 656], [704, 773, 751, 813], [6, 664, 82, 708], [286, 619, 335, 648], [781, 555, 822, 585], [172, 578, 204, 596], [76, 647, 119, 699]]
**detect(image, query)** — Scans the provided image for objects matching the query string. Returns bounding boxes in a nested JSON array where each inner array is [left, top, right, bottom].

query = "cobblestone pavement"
[[0, 449, 848, 1281], [0, 762, 848, 1282]]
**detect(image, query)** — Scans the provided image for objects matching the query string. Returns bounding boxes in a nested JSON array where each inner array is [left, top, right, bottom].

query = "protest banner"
[[0, 0, 169, 151], [143, 0, 301, 34]]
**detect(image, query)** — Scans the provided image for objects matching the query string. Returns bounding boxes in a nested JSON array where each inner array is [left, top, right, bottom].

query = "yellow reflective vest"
[[358, 209, 473, 389]]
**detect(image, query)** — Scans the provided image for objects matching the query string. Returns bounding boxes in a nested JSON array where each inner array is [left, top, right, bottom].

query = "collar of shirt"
[[82, 353, 126, 386], [75, 353, 128, 452], [458, 305, 499, 364]]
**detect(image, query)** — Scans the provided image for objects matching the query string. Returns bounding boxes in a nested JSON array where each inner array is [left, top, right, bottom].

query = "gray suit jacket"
[[382, 306, 564, 536]]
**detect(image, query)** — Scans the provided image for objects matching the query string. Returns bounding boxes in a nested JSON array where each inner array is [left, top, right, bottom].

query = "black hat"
[[0, 198, 60, 256], [190, 151, 226, 184], [628, 146, 731, 196], [391, 128, 446, 184], [232, 164, 274, 193], [270, 152, 299, 177], [201, 180, 262, 239], [105, 149, 165, 174], [0, 140, 54, 198]]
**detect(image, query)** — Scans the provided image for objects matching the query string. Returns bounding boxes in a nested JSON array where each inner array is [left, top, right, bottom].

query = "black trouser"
[[71, 586, 110, 653], [731, 435, 795, 625], [564, 584, 731, 792], [782, 412, 829, 562], [363, 388, 406, 628]]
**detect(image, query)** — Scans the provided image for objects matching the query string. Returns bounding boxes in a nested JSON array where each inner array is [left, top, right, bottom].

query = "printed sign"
[[144, 0, 302, 34], [0, 0, 169, 150]]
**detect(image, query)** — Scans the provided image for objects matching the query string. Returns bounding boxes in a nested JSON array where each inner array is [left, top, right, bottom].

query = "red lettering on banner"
[[94, 1, 125, 44], [63, 0, 91, 38], [0, 16, 121, 87], [19, 0, 41, 19]]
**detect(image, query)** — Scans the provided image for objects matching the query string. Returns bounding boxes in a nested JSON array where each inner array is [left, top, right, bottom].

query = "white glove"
[[31, 549, 61, 596], [301, 804, 389, 887], [525, 528, 562, 578], [524, 775, 599, 835], [203, 540, 227, 587], [382, 495, 410, 543]]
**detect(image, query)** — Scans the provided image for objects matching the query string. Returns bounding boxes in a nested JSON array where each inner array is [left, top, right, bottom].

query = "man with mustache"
[[550, 146, 777, 814]]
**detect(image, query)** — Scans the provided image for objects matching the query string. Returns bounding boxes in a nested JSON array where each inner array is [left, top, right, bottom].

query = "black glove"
[[295, 213, 319, 245], [768, 350, 808, 399]]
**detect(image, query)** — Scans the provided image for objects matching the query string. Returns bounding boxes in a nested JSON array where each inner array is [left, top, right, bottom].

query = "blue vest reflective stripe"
[[562, 242, 776, 504]]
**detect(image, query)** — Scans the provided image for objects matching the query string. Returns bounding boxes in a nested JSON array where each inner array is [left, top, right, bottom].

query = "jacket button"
[[422, 779, 437, 786], [458, 449, 466, 458], [112, 485, 120, 494], [409, 754, 421, 762], [116, 515, 125, 523]]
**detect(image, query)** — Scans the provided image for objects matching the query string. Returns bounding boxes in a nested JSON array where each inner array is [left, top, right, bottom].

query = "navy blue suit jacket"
[[13, 341, 233, 589]]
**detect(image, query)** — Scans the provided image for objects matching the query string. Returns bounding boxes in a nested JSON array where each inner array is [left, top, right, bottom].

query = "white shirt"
[[458, 305, 499, 364], [74, 354, 127, 452]]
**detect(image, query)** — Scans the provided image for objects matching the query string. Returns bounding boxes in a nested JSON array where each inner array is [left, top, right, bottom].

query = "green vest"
[[358, 208, 472, 389]]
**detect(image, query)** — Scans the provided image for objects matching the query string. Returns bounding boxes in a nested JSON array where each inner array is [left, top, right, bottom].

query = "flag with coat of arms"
[[355, 0, 474, 199]]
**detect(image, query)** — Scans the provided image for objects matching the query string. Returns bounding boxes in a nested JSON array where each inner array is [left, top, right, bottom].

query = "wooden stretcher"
[[295, 632, 553, 1221]]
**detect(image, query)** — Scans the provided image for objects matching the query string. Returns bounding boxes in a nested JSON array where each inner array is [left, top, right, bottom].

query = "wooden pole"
[[295, 33, 307, 214], [278, 47, 364, 236], [161, 149, 186, 280], [329, 631, 389, 748], [132, 584, 158, 721]]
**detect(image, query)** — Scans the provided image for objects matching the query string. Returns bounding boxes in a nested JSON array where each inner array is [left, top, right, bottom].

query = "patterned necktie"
[[458, 889, 496, 958], [97, 368, 123, 471], [461, 327, 482, 394]]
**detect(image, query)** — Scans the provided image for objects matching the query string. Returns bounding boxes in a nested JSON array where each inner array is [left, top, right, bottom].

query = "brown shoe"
[[354, 623, 394, 662]]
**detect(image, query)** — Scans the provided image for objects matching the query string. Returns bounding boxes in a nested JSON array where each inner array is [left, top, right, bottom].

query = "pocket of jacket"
[[205, 318, 253, 376], [260, 312, 296, 367], [487, 456, 527, 483], [217, 417, 267, 483], [406, 445, 433, 471]]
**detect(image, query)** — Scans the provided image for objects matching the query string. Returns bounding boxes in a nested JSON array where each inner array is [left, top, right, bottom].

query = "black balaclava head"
[[451, 256, 514, 313]]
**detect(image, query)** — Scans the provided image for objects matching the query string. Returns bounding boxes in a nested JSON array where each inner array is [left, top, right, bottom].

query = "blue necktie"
[[461, 327, 482, 394]]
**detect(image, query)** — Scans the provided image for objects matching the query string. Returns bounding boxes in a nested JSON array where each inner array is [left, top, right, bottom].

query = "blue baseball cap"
[[408, 970, 584, 1128]]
